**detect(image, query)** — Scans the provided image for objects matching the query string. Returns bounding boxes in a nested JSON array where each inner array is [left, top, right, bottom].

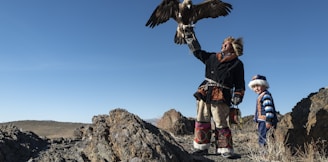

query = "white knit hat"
[[248, 74, 270, 89]]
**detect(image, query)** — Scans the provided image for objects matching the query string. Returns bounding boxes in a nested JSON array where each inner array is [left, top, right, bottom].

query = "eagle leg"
[[182, 24, 195, 30]]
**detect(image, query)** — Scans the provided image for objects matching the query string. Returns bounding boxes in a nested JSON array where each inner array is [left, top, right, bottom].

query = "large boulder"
[[79, 108, 193, 162], [275, 87, 328, 154], [157, 109, 195, 135]]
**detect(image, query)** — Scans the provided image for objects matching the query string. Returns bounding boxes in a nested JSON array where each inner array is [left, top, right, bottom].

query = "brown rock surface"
[[78, 108, 193, 162], [275, 87, 328, 154], [156, 109, 194, 135]]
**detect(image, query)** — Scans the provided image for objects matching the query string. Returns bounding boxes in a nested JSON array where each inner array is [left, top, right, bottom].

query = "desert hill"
[[0, 120, 89, 139]]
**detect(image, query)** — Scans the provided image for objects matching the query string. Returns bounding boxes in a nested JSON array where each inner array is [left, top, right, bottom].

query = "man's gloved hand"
[[183, 25, 201, 52], [231, 94, 243, 105], [184, 26, 194, 43]]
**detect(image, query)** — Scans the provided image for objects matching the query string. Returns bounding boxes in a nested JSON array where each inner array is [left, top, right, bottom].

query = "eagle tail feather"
[[174, 28, 187, 45]]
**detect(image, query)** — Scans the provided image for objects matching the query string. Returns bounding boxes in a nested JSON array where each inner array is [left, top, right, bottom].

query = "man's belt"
[[204, 78, 231, 90]]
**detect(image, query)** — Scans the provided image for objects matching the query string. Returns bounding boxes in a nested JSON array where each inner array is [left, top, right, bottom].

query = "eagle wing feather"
[[145, 0, 180, 28], [192, 0, 232, 24]]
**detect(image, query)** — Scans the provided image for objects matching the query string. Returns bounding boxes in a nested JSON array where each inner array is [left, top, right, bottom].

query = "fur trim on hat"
[[248, 75, 269, 89], [232, 38, 243, 56]]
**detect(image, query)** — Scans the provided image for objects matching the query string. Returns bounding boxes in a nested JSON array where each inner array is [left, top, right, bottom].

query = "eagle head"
[[182, 0, 192, 9]]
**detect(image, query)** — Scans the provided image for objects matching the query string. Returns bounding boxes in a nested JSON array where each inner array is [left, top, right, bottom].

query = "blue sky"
[[0, 0, 327, 123]]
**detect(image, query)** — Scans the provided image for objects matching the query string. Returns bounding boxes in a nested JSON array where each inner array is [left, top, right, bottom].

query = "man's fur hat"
[[224, 36, 244, 56], [232, 38, 243, 56]]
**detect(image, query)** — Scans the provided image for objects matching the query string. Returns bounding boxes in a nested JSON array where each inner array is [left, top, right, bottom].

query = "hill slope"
[[0, 120, 89, 138]]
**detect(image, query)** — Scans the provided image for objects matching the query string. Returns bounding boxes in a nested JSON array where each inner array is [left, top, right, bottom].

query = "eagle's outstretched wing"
[[145, 0, 180, 28], [191, 0, 232, 24]]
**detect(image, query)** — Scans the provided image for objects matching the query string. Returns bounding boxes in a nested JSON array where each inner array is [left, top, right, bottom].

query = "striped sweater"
[[254, 90, 278, 125]]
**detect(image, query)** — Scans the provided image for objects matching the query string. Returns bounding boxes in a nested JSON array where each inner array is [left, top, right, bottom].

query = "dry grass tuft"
[[293, 139, 328, 162], [244, 129, 327, 162]]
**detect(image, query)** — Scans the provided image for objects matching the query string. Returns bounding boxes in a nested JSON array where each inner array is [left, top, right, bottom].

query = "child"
[[248, 74, 278, 147]]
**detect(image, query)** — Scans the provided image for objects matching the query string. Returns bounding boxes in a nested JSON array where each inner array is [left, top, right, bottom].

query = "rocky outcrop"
[[77, 108, 193, 162], [1, 108, 193, 162], [0, 125, 49, 162], [156, 109, 195, 135], [275, 87, 328, 154]]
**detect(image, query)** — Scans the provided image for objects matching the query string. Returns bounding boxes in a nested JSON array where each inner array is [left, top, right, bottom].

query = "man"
[[184, 27, 245, 157]]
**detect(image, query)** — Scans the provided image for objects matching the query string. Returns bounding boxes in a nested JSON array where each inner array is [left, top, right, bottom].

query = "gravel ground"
[[173, 129, 256, 162]]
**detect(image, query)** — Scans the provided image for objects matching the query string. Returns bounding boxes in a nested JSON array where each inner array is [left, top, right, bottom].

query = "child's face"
[[251, 84, 266, 94]]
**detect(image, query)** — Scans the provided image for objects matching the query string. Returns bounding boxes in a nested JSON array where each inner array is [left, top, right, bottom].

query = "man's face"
[[221, 41, 233, 53]]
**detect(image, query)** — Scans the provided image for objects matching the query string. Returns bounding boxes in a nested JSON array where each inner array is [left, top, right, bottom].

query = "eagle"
[[145, 0, 233, 44]]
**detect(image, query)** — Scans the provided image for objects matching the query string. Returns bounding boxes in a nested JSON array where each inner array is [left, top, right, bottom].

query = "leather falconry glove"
[[183, 25, 201, 52]]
